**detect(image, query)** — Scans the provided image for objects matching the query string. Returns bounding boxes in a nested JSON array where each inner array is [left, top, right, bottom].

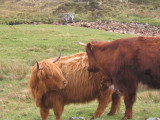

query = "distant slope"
[[53, 0, 160, 25], [0, 0, 160, 25], [0, 0, 68, 17], [0, 0, 70, 24]]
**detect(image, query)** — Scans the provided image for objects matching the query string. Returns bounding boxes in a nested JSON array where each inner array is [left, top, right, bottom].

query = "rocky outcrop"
[[146, 118, 160, 120], [60, 21, 160, 36], [60, 13, 75, 23]]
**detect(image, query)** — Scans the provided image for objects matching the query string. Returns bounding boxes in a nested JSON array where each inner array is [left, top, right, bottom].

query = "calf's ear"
[[87, 43, 94, 52]]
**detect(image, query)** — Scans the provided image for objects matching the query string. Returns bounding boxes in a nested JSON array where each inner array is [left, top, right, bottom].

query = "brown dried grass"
[[0, 61, 30, 80]]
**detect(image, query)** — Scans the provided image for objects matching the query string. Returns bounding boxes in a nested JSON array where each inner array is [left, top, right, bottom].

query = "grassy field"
[[0, 24, 160, 120]]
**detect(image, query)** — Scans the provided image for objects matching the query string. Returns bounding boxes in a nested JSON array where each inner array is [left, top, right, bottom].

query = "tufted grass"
[[0, 24, 159, 120], [0, 0, 160, 26], [0, 80, 160, 120]]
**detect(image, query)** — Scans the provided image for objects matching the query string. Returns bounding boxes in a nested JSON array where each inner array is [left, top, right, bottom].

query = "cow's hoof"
[[107, 112, 115, 116], [90, 116, 95, 120], [121, 117, 128, 120]]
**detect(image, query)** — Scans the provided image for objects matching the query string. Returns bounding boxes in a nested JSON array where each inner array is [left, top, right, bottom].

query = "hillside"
[[0, 0, 69, 24], [0, 0, 160, 25]]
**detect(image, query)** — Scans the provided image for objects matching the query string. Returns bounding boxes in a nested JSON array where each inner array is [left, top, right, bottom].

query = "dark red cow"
[[81, 37, 160, 120]]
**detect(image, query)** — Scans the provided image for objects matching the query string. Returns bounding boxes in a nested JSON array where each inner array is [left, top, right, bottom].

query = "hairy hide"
[[29, 52, 121, 120]]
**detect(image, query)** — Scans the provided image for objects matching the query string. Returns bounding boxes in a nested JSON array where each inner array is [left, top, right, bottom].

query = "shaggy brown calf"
[[83, 37, 160, 120], [29, 52, 121, 120], [29, 59, 68, 107]]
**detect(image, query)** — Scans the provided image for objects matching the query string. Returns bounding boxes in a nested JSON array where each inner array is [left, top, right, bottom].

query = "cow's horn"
[[78, 42, 87, 47], [52, 48, 61, 63], [36, 61, 42, 70]]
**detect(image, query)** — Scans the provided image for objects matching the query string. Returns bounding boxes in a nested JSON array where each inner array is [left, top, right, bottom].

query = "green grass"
[[0, 80, 160, 120], [0, 24, 159, 120], [0, 24, 133, 62]]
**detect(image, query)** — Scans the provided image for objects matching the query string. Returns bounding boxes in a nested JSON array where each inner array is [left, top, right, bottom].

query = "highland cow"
[[82, 37, 160, 120], [29, 52, 121, 120]]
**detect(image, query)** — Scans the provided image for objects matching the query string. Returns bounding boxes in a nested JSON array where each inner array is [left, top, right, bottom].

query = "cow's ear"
[[87, 43, 94, 52]]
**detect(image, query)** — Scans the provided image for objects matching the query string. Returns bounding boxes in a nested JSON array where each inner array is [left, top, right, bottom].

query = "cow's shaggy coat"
[[29, 52, 121, 120], [30, 61, 68, 107], [85, 37, 160, 120]]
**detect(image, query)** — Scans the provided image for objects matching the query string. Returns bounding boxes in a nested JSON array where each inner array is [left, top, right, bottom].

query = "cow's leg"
[[53, 101, 64, 120], [91, 88, 113, 120], [122, 91, 136, 120], [111, 58, 138, 120], [40, 107, 49, 120], [108, 91, 121, 115]]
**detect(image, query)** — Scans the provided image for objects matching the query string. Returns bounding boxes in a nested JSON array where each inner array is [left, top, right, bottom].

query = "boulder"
[[60, 13, 75, 23], [68, 117, 85, 120], [146, 118, 160, 120]]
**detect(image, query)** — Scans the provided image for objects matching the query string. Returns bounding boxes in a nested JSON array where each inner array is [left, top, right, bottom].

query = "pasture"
[[0, 24, 160, 120]]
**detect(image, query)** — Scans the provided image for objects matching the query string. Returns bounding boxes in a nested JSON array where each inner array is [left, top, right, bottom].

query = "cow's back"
[[111, 37, 160, 89], [136, 37, 160, 89]]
